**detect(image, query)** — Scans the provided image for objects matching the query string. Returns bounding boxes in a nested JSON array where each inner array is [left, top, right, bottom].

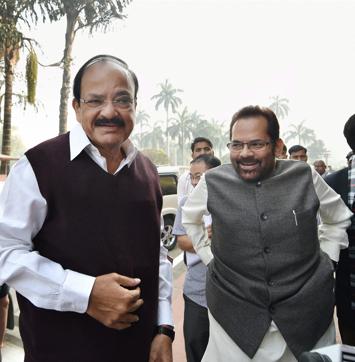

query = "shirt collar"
[[69, 123, 137, 167]]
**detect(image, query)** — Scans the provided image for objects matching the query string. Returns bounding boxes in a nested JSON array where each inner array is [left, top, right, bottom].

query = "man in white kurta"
[[182, 106, 352, 362]]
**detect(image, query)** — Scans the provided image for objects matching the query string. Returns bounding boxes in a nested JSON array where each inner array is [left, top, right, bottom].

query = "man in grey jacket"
[[182, 105, 352, 362]]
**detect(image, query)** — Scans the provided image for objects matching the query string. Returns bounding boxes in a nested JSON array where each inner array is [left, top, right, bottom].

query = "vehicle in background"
[[158, 166, 180, 250]]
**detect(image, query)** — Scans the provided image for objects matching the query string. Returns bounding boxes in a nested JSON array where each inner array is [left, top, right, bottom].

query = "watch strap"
[[156, 325, 175, 341]]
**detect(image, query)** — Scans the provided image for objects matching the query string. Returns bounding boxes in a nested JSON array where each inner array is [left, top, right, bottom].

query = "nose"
[[99, 100, 118, 118], [239, 144, 253, 157]]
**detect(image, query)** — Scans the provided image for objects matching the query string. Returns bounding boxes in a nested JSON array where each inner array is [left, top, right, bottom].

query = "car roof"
[[157, 166, 185, 175]]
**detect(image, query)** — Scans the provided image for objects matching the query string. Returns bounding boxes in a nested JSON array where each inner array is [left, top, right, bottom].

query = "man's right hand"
[[86, 273, 143, 330]]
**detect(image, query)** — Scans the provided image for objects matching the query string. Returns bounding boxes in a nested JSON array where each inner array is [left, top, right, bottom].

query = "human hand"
[[86, 272, 143, 330], [149, 334, 173, 362]]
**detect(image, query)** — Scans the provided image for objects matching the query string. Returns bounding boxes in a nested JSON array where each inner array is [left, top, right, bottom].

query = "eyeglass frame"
[[227, 140, 273, 152], [79, 96, 134, 110]]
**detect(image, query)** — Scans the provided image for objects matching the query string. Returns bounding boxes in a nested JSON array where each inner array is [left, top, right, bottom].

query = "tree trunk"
[[58, 14, 76, 134], [166, 109, 169, 162], [0, 48, 16, 174], [181, 126, 184, 166]]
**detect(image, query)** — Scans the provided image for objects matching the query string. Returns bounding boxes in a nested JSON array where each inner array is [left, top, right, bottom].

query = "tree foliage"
[[283, 120, 316, 146], [26, 48, 37, 104], [0, 0, 49, 173], [141, 148, 169, 166], [269, 96, 290, 120], [151, 79, 183, 159]]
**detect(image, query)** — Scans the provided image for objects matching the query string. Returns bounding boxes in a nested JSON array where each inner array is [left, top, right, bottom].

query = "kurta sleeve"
[[182, 175, 213, 265]]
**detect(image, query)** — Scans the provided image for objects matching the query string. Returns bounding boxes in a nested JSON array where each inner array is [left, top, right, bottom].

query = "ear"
[[274, 138, 284, 157], [72, 98, 82, 123]]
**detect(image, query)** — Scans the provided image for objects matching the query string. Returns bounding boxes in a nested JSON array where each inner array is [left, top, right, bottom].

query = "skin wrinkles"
[[72, 61, 136, 164], [230, 116, 283, 182]]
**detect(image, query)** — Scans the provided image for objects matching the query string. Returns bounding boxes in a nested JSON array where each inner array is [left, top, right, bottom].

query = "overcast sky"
[[12, 0, 355, 167]]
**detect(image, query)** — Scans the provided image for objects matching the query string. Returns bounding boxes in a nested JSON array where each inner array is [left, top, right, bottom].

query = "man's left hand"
[[149, 334, 173, 362]]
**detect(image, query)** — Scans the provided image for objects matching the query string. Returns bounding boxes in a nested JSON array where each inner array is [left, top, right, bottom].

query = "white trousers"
[[202, 311, 335, 362]]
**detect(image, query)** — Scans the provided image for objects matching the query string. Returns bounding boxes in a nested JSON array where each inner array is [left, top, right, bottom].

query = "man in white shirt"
[[182, 105, 352, 362], [0, 55, 173, 362], [177, 137, 214, 203]]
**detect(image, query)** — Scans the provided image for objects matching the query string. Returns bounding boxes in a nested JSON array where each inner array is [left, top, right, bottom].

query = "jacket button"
[[264, 246, 271, 254], [269, 305, 275, 313], [260, 213, 268, 221], [268, 280, 274, 287], [256, 181, 262, 187]]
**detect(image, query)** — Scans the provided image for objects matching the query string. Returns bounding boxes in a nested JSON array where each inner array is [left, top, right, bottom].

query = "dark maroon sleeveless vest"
[[18, 133, 162, 362]]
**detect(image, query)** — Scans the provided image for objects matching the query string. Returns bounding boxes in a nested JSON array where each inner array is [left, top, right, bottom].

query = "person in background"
[[325, 114, 355, 345], [177, 137, 214, 203], [183, 105, 351, 362], [276, 143, 288, 159], [173, 154, 221, 362], [289, 144, 308, 162], [0, 55, 173, 362], [314, 160, 328, 178]]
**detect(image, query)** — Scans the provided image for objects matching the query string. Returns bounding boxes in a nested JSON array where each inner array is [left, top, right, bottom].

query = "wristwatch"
[[156, 325, 175, 342]]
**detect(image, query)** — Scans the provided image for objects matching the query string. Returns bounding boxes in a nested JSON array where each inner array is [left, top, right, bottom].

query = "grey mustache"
[[95, 118, 125, 127]]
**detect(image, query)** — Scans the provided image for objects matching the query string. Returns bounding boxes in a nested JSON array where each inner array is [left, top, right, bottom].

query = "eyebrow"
[[231, 139, 265, 143], [85, 90, 133, 98]]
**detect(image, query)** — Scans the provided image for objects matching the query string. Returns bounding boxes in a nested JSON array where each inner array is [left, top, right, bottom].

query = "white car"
[[158, 166, 180, 250]]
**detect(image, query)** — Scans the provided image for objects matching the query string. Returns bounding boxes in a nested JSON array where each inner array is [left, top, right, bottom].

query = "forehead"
[[190, 161, 208, 173], [292, 149, 306, 156], [314, 161, 325, 166], [193, 141, 211, 150], [232, 116, 268, 140], [80, 61, 134, 95]]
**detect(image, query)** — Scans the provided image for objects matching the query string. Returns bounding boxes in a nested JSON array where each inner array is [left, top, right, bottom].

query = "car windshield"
[[159, 175, 177, 196]]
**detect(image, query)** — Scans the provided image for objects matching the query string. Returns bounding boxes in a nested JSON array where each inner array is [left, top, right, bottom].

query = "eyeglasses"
[[79, 96, 134, 110], [227, 140, 272, 152]]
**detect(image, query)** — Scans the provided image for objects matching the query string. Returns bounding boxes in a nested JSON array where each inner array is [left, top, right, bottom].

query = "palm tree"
[[191, 117, 228, 158], [307, 139, 330, 163], [269, 96, 290, 120], [0, 0, 46, 173], [168, 107, 195, 165], [151, 79, 183, 159], [283, 121, 316, 146], [142, 122, 165, 150], [135, 109, 150, 148]]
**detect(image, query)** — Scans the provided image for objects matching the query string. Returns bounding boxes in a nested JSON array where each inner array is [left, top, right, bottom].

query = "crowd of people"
[[0, 55, 353, 362]]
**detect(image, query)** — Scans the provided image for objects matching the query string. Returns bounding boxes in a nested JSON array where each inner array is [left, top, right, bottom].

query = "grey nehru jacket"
[[205, 161, 335, 358]]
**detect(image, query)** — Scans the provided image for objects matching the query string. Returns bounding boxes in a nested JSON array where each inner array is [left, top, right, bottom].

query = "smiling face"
[[72, 61, 136, 155], [230, 116, 282, 182]]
